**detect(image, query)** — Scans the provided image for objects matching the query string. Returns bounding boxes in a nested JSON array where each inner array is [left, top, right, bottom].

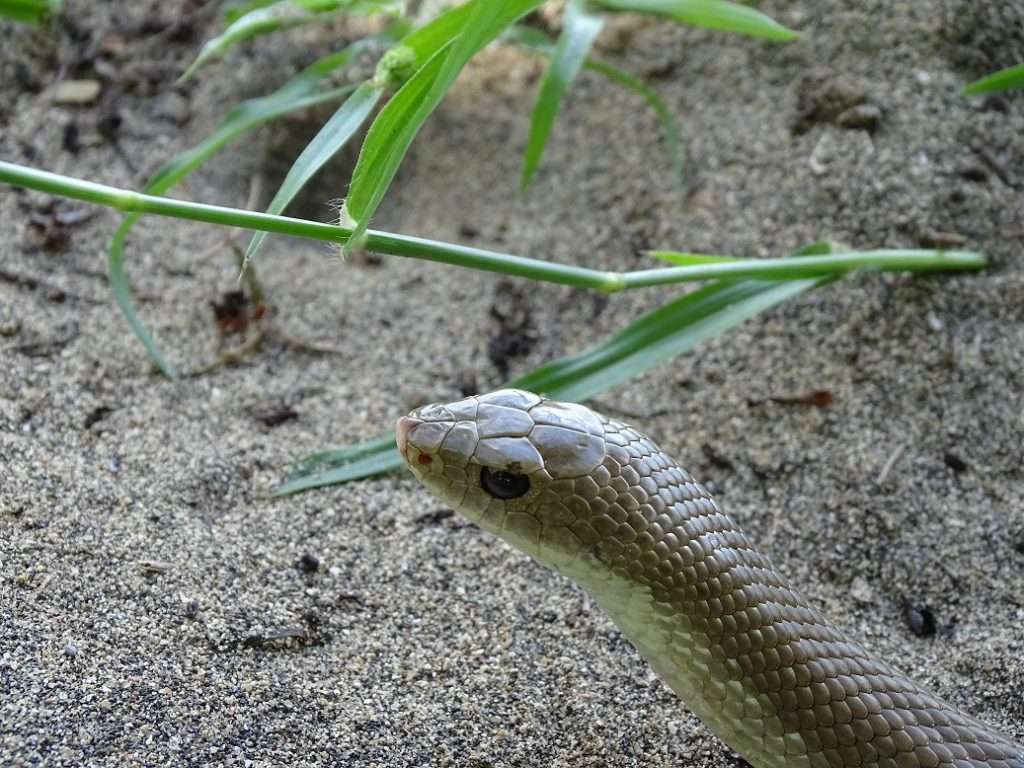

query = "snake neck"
[[541, 417, 1023, 768]]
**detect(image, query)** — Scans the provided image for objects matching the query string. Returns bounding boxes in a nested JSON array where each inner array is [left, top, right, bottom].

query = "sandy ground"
[[2, 1, 1023, 766]]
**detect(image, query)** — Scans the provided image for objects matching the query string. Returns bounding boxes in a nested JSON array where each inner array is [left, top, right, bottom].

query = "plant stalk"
[[0, 161, 987, 292], [626, 251, 985, 287], [0, 161, 619, 290]]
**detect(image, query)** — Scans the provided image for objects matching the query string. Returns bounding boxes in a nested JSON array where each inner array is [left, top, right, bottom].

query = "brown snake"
[[397, 389, 1022, 768]]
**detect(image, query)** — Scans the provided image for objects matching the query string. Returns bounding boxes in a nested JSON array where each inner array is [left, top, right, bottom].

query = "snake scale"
[[396, 389, 1022, 768]]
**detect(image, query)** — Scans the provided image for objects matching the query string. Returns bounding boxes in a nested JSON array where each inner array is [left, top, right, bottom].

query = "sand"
[[1, 1, 1022, 766]]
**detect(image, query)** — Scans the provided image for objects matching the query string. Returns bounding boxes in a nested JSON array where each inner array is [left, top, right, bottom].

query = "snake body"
[[396, 389, 1022, 768]]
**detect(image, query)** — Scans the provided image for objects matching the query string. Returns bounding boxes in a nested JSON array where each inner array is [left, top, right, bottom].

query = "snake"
[[396, 389, 1023, 768]]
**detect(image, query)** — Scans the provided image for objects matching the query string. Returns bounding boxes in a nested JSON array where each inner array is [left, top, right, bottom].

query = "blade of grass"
[[105, 83, 355, 378], [277, 434, 398, 493], [400, 0, 477, 62], [516, 278, 828, 400], [582, 58, 684, 185], [0, 0, 60, 23], [149, 35, 391, 195], [522, 241, 839, 400], [342, 0, 546, 252], [183, 1, 326, 81], [626, 249, 981, 287], [147, 87, 357, 196], [322, 2, 481, 245], [595, 0, 798, 41], [963, 63, 1024, 96], [181, 0, 400, 81], [507, 23, 683, 185], [521, 0, 605, 190], [223, 0, 280, 23], [649, 250, 744, 264], [286, 432, 396, 479], [245, 82, 382, 264], [226, 0, 372, 22]]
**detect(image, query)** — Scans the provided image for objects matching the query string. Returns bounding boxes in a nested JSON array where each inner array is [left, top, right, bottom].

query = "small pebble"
[[51, 80, 101, 105], [850, 576, 875, 603], [837, 103, 882, 131]]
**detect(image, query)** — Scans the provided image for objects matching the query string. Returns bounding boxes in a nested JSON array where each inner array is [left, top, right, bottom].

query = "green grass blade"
[[595, 0, 798, 41], [274, 434, 398, 493], [516, 278, 827, 401], [0, 0, 60, 23], [342, 0, 546, 252], [521, 0, 605, 190], [400, 0, 477, 61], [507, 23, 683, 185], [649, 250, 744, 264], [582, 57, 683, 184], [183, 1, 322, 81], [790, 239, 836, 257], [107, 218, 176, 377], [323, 2, 480, 245], [227, 0, 377, 22], [522, 244, 842, 400], [223, 0, 279, 23], [148, 43, 371, 195], [342, 46, 452, 250], [245, 82, 382, 263], [181, 0, 399, 81], [147, 86, 356, 195], [628, 249, 982, 287], [522, 242, 834, 400], [108, 46, 370, 377], [964, 63, 1024, 96], [285, 433, 396, 479]]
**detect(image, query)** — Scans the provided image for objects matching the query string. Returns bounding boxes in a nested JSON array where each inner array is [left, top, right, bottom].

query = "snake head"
[[397, 389, 608, 565]]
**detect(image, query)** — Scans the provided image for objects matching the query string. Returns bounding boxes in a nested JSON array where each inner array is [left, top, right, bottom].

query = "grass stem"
[[629, 250, 986, 287], [0, 161, 987, 293]]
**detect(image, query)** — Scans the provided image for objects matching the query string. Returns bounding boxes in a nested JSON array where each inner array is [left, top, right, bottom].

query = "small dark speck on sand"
[[253, 406, 298, 427], [944, 451, 969, 474], [902, 600, 938, 638]]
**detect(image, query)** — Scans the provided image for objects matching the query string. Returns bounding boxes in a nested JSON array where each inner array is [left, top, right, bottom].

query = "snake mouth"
[[395, 416, 421, 459]]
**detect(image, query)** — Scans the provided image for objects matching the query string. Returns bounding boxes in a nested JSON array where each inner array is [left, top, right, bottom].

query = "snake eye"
[[480, 467, 530, 500]]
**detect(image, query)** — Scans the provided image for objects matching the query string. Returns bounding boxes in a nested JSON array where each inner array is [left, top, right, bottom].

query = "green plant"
[[109, 33, 400, 377], [963, 63, 1024, 96], [0, 0, 60, 24], [2, 2, 987, 495], [109, 0, 800, 375], [0, 160, 987, 492]]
